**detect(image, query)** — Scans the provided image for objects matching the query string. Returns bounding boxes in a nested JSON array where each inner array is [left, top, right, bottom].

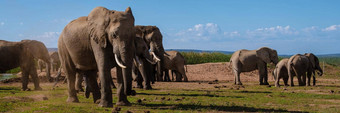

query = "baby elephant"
[[273, 58, 289, 87]]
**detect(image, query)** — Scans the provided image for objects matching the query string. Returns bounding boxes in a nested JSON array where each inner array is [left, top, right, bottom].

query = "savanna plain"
[[1, 53, 340, 113]]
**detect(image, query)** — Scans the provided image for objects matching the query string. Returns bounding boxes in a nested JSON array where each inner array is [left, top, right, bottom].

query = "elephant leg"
[[21, 69, 30, 91], [288, 66, 294, 87], [302, 73, 307, 86], [75, 73, 84, 92], [283, 76, 289, 86], [275, 69, 281, 87], [171, 70, 175, 81], [175, 71, 182, 82], [306, 71, 312, 86], [178, 67, 188, 82], [263, 67, 269, 85], [29, 66, 42, 90], [136, 71, 143, 89], [164, 70, 170, 82], [297, 74, 303, 86], [86, 71, 101, 103], [65, 68, 79, 103], [116, 67, 131, 106], [233, 68, 242, 85], [139, 62, 152, 90], [313, 72, 316, 86]]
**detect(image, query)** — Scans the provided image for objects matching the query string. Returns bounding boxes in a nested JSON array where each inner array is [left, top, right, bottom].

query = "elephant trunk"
[[316, 65, 323, 76], [119, 49, 134, 96]]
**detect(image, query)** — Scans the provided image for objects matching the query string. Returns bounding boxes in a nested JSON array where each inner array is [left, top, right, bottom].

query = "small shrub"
[[181, 52, 231, 64]]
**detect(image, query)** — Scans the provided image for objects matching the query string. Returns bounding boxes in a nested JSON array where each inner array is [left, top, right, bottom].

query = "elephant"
[[287, 53, 323, 86], [230, 47, 279, 85], [58, 7, 135, 107], [132, 37, 160, 90], [162, 51, 188, 82], [38, 51, 60, 72], [273, 58, 289, 87], [135, 26, 168, 81], [0, 40, 51, 90]]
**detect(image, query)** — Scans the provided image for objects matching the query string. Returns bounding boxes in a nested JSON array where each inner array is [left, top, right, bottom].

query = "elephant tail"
[[290, 63, 299, 78]]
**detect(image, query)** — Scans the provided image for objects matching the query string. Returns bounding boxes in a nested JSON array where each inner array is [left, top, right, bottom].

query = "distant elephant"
[[0, 40, 51, 90], [162, 51, 188, 82], [273, 58, 289, 87], [38, 51, 60, 72], [132, 37, 160, 90], [135, 26, 168, 81], [287, 53, 323, 86], [58, 7, 135, 107], [230, 47, 279, 85]]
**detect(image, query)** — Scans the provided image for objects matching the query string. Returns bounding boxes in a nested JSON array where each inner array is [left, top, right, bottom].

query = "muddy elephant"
[[58, 7, 135, 107], [230, 47, 279, 85], [132, 37, 160, 90], [0, 40, 50, 90], [38, 51, 60, 72], [273, 58, 289, 87], [287, 53, 323, 86], [162, 51, 188, 82], [135, 26, 168, 81]]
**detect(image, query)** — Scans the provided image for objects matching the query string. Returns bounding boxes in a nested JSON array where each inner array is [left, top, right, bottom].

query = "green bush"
[[180, 52, 231, 64], [6, 67, 21, 73], [319, 57, 340, 66]]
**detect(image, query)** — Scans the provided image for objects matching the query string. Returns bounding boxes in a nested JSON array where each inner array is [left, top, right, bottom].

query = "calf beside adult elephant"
[[287, 53, 323, 86], [38, 51, 60, 72], [58, 7, 135, 107], [162, 51, 188, 82], [273, 58, 289, 87], [230, 47, 279, 85], [0, 40, 50, 91]]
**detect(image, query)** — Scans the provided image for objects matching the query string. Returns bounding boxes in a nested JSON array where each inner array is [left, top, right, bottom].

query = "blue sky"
[[0, 0, 340, 54]]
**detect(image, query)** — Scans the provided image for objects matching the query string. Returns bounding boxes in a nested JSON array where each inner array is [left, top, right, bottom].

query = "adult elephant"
[[58, 7, 135, 107], [230, 47, 279, 85], [0, 40, 50, 90], [287, 53, 323, 86], [132, 37, 160, 89], [273, 58, 289, 87], [135, 26, 168, 81], [38, 51, 60, 72], [162, 51, 188, 82]]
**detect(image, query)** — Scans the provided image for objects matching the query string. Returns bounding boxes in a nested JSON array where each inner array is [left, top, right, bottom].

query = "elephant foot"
[[22, 88, 31, 91], [34, 87, 43, 91], [144, 86, 152, 90], [260, 82, 269, 85], [127, 90, 136, 96], [85, 90, 90, 98], [290, 84, 295, 87], [116, 101, 131, 106], [275, 84, 280, 87], [136, 85, 143, 89], [66, 97, 79, 103], [235, 82, 243, 85], [184, 79, 188, 82], [306, 84, 311, 86], [98, 100, 113, 108]]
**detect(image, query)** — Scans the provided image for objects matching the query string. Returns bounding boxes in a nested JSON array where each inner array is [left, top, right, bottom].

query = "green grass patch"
[[181, 52, 231, 64]]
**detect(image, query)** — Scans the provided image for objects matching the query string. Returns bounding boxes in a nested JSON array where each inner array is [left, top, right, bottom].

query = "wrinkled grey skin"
[[273, 58, 289, 87], [287, 53, 323, 86], [38, 52, 60, 72], [162, 51, 188, 82], [230, 47, 279, 85], [132, 37, 159, 90], [135, 26, 167, 81], [58, 7, 135, 107], [0, 40, 50, 90]]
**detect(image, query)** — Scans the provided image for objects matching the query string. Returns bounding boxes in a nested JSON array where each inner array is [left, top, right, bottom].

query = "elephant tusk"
[[115, 54, 126, 68], [135, 56, 142, 67], [146, 57, 157, 65], [151, 52, 161, 62]]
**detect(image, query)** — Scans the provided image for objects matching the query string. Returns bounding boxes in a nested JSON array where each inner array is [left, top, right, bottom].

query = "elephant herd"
[[0, 7, 324, 107]]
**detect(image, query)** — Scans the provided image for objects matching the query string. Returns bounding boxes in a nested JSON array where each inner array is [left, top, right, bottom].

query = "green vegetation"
[[319, 57, 340, 66], [5, 67, 21, 73], [181, 52, 231, 64]]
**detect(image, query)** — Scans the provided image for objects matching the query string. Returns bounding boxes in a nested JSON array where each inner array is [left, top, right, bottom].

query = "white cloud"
[[19, 22, 23, 25], [174, 23, 223, 42], [323, 25, 340, 31], [0, 22, 4, 26]]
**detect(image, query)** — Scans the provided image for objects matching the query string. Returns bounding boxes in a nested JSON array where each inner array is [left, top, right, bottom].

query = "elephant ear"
[[88, 7, 111, 48], [305, 53, 316, 69], [256, 48, 271, 63]]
